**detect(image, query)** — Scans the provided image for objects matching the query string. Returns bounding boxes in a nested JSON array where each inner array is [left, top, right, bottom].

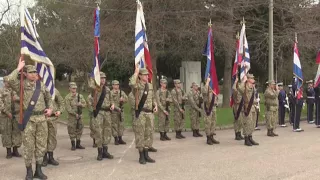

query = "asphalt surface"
[[0, 121, 320, 180]]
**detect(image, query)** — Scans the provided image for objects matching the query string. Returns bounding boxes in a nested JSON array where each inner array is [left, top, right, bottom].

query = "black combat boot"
[[118, 136, 127, 144], [211, 135, 220, 144], [93, 139, 97, 148], [271, 129, 278, 136], [139, 150, 146, 164], [249, 135, 259, 145], [33, 163, 47, 179], [164, 132, 171, 140], [176, 131, 182, 139], [235, 132, 241, 140], [25, 166, 33, 180], [144, 148, 155, 163], [239, 133, 244, 140], [148, 147, 157, 152], [6, 148, 12, 159], [207, 136, 213, 145], [97, 148, 103, 161], [160, 132, 165, 141], [267, 129, 274, 137], [76, 140, 85, 149], [193, 130, 199, 137], [180, 131, 186, 138], [48, 152, 59, 166], [244, 136, 252, 146], [41, 153, 48, 167], [114, 137, 119, 145], [196, 130, 203, 137], [12, 147, 22, 157], [102, 146, 114, 159], [71, 140, 76, 151]]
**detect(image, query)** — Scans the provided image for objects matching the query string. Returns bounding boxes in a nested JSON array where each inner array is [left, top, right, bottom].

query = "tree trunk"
[[222, 49, 233, 107]]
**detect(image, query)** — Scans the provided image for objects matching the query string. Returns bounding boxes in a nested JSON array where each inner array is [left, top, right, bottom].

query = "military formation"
[[0, 61, 319, 180]]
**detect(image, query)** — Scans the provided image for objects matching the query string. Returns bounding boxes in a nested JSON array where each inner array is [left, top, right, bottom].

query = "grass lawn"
[[57, 84, 307, 129]]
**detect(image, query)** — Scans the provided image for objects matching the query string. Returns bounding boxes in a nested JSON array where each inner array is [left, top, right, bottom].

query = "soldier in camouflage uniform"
[[65, 82, 86, 151], [42, 88, 64, 167], [188, 82, 203, 137], [88, 72, 114, 161], [202, 78, 220, 145], [0, 76, 22, 158], [129, 67, 158, 165], [110, 80, 128, 145], [238, 74, 259, 146], [171, 79, 187, 139], [7, 61, 53, 180], [87, 94, 96, 147], [155, 79, 172, 141], [264, 80, 279, 137], [232, 77, 244, 140]]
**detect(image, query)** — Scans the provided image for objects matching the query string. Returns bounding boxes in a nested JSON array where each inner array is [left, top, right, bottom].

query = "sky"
[[0, 0, 35, 25]]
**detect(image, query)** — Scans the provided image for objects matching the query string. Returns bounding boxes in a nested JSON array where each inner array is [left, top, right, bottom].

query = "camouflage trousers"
[[92, 111, 112, 148], [0, 116, 4, 134], [266, 110, 277, 130], [242, 111, 255, 136], [1, 117, 22, 148], [89, 111, 94, 139], [133, 112, 154, 151], [46, 119, 57, 152], [67, 115, 83, 141], [23, 119, 48, 166], [111, 112, 125, 137], [204, 108, 216, 136], [190, 109, 201, 130], [233, 107, 243, 133], [173, 109, 185, 131], [158, 111, 170, 132]]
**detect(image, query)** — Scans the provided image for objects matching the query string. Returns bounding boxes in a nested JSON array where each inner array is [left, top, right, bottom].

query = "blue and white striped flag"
[[239, 23, 250, 82], [20, 8, 55, 98]]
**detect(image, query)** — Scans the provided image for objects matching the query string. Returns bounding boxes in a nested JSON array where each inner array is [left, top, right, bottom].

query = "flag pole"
[[93, 0, 101, 111], [19, 0, 24, 126]]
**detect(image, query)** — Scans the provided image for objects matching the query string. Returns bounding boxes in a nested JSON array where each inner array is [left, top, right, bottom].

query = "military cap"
[[112, 80, 119, 85], [268, 80, 276, 85], [69, 82, 77, 88], [190, 82, 199, 88], [277, 82, 283, 86], [173, 79, 181, 84], [3, 76, 9, 82], [247, 74, 254, 79], [306, 80, 313, 84], [139, 68, 149, 75], [100, 72, 106, 78], [24, 65, 37, 73], [160, 79, 167, 84]]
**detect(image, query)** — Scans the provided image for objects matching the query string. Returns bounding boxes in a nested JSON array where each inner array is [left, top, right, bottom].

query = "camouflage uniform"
[[201, 84, 220, 144], [86, 94, 96, 147], [7, 65, 53, 179], [171, 80, 187, 138], [264, 81, 279, 137], [238, 74, 259, 146], [0, 81, 22, 158], [188, 83, 203, 137], [128, 92, 135, 121], [155, 79, 172, 141], [232, 82, 244, 140], [65, 82, 86, 150], [110, 80, 128, 145], [129, 68, 157, 164]]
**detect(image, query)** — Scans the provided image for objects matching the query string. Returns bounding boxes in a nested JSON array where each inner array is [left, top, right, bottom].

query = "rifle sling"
[[93, 86, 106, 118], [135, 83, 149, 118]]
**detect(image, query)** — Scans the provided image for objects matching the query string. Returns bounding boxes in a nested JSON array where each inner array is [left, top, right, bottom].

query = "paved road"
[[0, 121, 320, 180]]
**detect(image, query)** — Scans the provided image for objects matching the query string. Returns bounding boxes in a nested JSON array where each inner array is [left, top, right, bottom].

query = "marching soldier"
[[0, 76, 22, 159], [232, 77, 244, 140], [7, 61, 53, 180], [188, 82, 203, 137], [306, 80, 315, 124], [292, 77, 304, 132], [238, 74, 259, 146], [42, 88, 64, 167], [129, 67, 158, 165], [202, 78, 219, 145], [155, 78, 172, 141], [315, 83, 320, 127], [65, 82, 86, 150], [288, 85, 295, 125], [87, 94, 97, 147], [171, 79, 187, 139], [111, 80, 128, 145], [264, 80, 279, 137], [278, 83, 287, 127], [88, 72, 114, 161]]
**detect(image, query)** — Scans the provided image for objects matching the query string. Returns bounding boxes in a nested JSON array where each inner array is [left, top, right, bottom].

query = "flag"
[[239, 23, 250, 82], [203, 24, 219, 95], [230, 38, 240, 107], [21, 8, 55, 98], [90, 7, 101, 86], [293, 41, 303, 99], [135, 0, 153, 83], [314, 50, 320, 87]]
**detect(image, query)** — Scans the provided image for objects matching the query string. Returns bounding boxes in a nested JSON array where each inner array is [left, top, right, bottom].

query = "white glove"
[[257, 98, 260, 102], [284, 104, 289, 109]]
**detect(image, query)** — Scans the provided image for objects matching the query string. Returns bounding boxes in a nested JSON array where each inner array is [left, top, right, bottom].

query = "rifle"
[[165, 90, 170, 121], [119, 87, 124, 122], [198, 87, 203, 117], [76, 93, 82, 130], [181, 90, 185, 119]]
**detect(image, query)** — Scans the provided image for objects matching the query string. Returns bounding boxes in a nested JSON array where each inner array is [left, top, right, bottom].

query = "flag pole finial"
[[236, 32, 240, 39], [208, 19, 212, 27], [240, 17, 246, 25], [294, 32, 298, 43]]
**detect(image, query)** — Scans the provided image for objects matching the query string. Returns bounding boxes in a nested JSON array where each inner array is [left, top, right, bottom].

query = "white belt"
[[307, 97, 315, 99]]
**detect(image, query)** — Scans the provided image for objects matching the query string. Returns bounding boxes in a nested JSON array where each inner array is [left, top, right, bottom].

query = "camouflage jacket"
[[171, 88, 187, 110], [52, 88, 64, 113], [238, 82, 256, 113], [110, 89, 128, 113], [201, 85, 218, 110], [86, 94, 93, 112], [0, 87, 20, 117], [264, 88, 279, 110], [188, 89, 202, 112], [156, 88, 172, 113], [128, 92, 135, 110], [64, 93, 86, 116], [88, 79, 114, 112]]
